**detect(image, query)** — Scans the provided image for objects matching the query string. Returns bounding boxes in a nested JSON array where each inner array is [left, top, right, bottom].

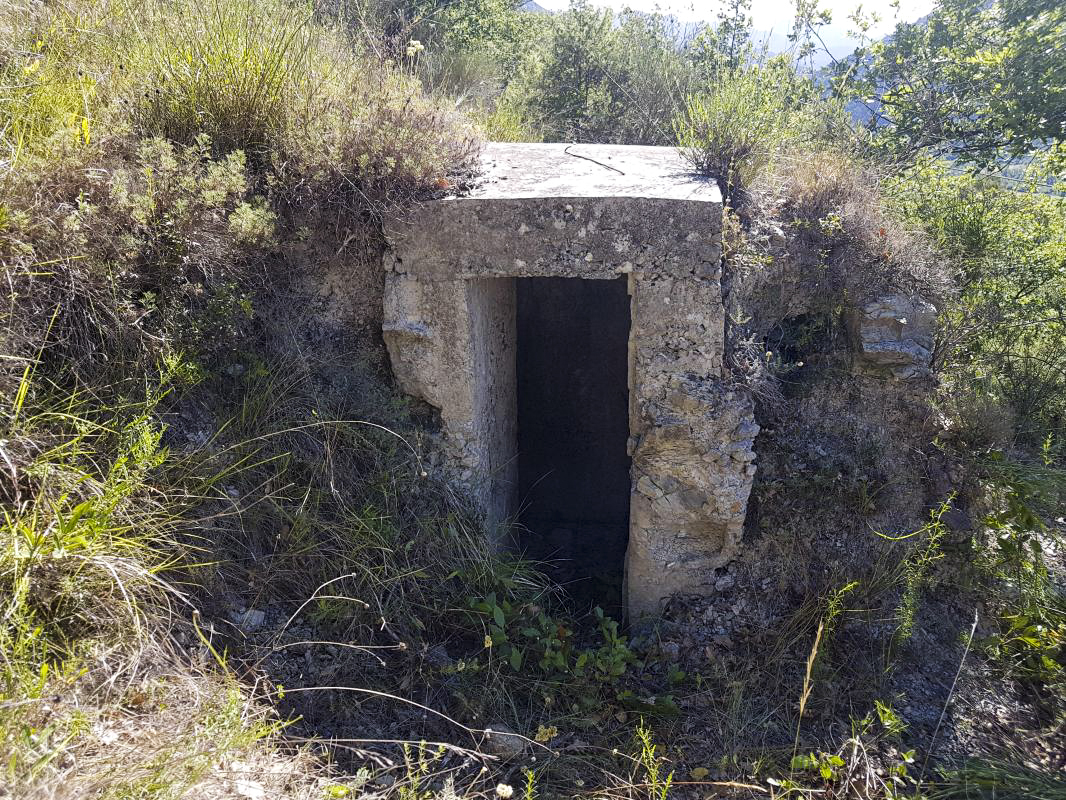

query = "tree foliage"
[[892, 166, 1066, 445], [520, 2, 691, 144], [687, 0, 757, 79], [847, 0, 1066, 170]]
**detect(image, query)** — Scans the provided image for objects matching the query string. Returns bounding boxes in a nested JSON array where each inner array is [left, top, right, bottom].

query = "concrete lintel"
[[386, 144, 724, 282], [468, 143, 722, 202]]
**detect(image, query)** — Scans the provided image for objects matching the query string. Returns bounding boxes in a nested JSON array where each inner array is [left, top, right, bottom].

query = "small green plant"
[[973, 450, 1066, 702], [774, 708, 917, 798], [890, 500, 949, 642], [574, 606, 638, 687], [468, 592, 573, 673], [984, 609, 1065, 693], [789, 750, 846, 782], [465, 595, 638, 696], [874, 699, 907, 737], [634, 721, 673, 800], [397, 742, 446, 800], [777, 746, 916, 797]]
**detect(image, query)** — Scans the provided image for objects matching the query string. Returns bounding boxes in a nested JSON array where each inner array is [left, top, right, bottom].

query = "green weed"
[[633, 721, 673, 800], [1, 384, 177, 694], [894, 502, 949, 643], [397, 741, 446, 800], [464, 595, 637, 705], [975, 450, 1066, 704]]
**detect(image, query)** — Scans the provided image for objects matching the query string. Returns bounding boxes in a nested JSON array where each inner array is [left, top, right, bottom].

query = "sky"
[[534, 0, 937, 59]]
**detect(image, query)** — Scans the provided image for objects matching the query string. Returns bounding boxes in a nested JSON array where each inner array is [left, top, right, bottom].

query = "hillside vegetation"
[[1, 0, 1064, 798]]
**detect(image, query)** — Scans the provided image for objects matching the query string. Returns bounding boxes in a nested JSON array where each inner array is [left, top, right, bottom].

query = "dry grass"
[[719, 148, 951, 416], [781, 151, 949, 304], [1, 642, 333, 800]]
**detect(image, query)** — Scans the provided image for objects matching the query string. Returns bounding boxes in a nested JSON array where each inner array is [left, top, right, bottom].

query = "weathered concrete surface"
[[382, 277, 517, 526], [386, 143, 724, 280], [382, 142, 755, 618], [628, 378, 758, 599], [473, 143, 722, 201]]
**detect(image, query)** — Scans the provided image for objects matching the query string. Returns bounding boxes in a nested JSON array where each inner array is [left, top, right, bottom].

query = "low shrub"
[[1, 134, 270, 391], [890, 167, 1066, 447], [674, 65, 795, 204]]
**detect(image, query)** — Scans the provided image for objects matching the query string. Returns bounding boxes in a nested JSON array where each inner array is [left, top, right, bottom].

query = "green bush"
[[674, 65, 794, 203], [511, 3, 692, 145], [973, 451, 1066, 705], [891, 167, 1066, 447]]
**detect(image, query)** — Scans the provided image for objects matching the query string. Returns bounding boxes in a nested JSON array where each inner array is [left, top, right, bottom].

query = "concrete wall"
[[468, 279, 518, 535]]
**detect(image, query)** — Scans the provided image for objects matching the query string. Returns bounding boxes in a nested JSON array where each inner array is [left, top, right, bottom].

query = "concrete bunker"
[[382, 143, 759, 617]]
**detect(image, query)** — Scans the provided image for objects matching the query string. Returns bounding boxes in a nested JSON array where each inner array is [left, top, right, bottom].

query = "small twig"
[[285, 735, 493, 762], [0, 441, 21, 509], [921, 606, 980, 781], [269, 639, 401, 666], [276, 573, 372, 637], [268, 685, 552, 754], [564, 144, 625, 175]]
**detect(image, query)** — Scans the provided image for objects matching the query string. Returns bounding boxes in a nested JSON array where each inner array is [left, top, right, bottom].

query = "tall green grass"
[[2, 0, 477, 194], [0, 369, 190, 794], [0, 2, 99, 162], [0, 373, 185, 691], [124, 0, 316, 155]]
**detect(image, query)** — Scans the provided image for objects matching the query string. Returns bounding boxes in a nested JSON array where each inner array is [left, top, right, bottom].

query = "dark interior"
[[515, 277, 631, 612]]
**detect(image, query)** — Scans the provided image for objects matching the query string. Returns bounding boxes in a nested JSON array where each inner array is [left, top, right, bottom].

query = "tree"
[[688, 0, 756, 79], [845, 0, 1066, 171], [523, 3, 691, 144]]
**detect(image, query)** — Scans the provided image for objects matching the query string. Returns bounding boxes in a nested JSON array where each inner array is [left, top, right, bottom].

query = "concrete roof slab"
[[386, 143, 723, 280], [462, 143, 722, 204]]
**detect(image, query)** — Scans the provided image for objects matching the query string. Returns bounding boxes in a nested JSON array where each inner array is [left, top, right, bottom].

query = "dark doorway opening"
[[515, 277, 631, 613]]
